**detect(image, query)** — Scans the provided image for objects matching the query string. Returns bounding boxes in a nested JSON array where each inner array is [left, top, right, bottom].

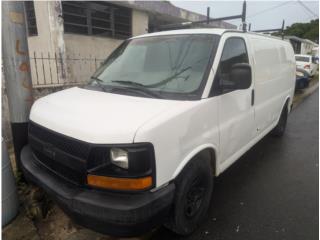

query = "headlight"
[[87, 143, 156, 191], [110, 148, 128, 169]]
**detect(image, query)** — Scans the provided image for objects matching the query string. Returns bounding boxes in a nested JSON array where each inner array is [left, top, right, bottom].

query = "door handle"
[[251, 89, 255, 106]]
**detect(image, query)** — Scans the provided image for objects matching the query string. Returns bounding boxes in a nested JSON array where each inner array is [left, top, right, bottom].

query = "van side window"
[[212, 38, 249, 95]]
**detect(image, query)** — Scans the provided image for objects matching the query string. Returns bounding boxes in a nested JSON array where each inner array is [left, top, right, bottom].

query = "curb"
[[292, 81, 319, 109]]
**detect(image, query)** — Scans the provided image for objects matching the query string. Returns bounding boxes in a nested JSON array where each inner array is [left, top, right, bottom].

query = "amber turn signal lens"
[[87, 174, 152, 191]]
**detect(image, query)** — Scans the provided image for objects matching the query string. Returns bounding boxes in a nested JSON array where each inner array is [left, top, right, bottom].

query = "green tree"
[[272, 19, 318, 42]]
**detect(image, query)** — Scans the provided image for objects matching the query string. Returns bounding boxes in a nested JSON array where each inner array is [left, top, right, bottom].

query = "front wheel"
[[271, 104, 288, 137], [165, 154, 213, 235]]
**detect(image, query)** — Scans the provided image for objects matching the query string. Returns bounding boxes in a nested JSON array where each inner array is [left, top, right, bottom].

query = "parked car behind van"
[[21, 29, 296, 237], [296, 68, 311, 90], [295, 54, 318, 76]]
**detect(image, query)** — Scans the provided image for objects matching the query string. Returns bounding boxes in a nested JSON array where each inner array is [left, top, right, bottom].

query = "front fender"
[[134, 98, 220, 187], [172, 143, 218, 179]]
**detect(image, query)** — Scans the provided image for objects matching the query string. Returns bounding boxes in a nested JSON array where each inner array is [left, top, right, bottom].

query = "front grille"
[[33, 148, 85, 184], [28, 122, 91, 185], [29, 122, 91, 159]]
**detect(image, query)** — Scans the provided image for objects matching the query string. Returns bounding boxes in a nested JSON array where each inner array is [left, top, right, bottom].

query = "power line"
[[247, 1, 292, 18], [300, 15, 316, 23], [297, 0, 318, 18]]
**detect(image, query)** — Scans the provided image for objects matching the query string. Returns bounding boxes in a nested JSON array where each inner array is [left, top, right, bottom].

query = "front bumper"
[[21, 145, 175, 237]]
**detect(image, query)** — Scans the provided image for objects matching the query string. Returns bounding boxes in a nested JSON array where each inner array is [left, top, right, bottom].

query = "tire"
[[165, 153, 213, 235], [271, 103, 288, 137]]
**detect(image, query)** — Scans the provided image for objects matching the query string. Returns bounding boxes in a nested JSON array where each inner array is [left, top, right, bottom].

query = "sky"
[[171, 1, 319, 30]]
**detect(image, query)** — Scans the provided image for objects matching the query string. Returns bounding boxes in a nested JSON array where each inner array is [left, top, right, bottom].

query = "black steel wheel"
[[165, 152, 213, 235], [271, 103, 288, 137]]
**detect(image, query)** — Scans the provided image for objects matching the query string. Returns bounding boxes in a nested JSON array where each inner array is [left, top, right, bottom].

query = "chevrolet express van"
[[21, 29, 295, 236]]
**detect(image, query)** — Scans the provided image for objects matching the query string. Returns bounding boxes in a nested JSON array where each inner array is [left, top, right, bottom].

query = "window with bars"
[[25, 1, 38, 36], [62, 1, 132, 39]]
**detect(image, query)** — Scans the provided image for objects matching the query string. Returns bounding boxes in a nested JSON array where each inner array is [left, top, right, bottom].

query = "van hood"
[[30, 87, 183, 144]]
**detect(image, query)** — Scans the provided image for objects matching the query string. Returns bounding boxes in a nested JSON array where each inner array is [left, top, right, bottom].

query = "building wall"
[[27, 3, 149, 85], [27, 1, 57, 86], [63, 34, 123, 83], [312, 47, 319, 57], [132, 10, 149, 36], [63, 9, 148, 83], [301, 43, 314, 55], [288, 40, 301, 54], [27, 2, 62, 54], [27, 1, 66, 86]]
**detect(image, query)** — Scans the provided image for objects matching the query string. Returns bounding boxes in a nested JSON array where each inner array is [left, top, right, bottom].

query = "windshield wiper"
[[111, 80, 147, 87], [91, 76, 103, 82], [144, 66, 191, 88], [125, 87, 163, 99], [111, 80, 162, 98], [110, 86, 162, 99], [91, 76, 108, 92]]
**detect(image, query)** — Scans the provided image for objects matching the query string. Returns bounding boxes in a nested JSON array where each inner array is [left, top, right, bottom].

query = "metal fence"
[[29, 52, 105, 88]]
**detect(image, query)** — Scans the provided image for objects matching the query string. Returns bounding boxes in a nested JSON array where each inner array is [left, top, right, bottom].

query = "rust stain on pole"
[[16, 40, 27, 55], [24, 96, 34, 107], [9, 11, 24, 24], [22, 78, 33, 90], [19, 62, 29, 72]]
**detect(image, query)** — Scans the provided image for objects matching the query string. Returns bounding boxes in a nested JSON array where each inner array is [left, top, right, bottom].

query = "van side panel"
[[249, 36, 295, 135], [218, 35, 295, 174]]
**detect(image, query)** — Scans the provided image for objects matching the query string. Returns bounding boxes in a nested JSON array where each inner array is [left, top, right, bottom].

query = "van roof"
[[131, 28, 228, 39], [131, 28, 288, 42]]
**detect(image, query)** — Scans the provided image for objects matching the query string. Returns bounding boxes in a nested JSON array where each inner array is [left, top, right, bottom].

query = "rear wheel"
[[271, 103, 288, 137], [165, 153, 213, 235]]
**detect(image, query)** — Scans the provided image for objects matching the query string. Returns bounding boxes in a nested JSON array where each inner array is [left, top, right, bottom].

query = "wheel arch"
[[274, 96, 290, 125], [283, 96, 291, 113], [172, 144, 218, 180]]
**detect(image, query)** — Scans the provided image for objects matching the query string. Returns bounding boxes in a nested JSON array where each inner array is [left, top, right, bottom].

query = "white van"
[[21, 29, 295, 236], [295, 54, 318, 76]]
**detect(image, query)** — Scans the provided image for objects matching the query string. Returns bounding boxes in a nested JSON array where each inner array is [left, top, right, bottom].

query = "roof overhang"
[[110, 1, 236, 30]]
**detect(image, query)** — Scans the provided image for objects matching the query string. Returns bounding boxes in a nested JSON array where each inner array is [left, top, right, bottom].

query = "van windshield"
[[90, 34, 219, 100], [295, 56, 310, 62]]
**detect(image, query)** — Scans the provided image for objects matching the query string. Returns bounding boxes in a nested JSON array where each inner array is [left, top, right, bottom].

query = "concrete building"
[[25, 1, 236, 87], [285, 36, 319, 55]]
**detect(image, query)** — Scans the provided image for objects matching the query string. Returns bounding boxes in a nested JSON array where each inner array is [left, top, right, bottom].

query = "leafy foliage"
[[273, 19, 318, 42]]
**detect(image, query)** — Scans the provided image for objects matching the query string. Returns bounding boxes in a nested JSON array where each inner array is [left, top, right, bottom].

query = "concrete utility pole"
[[242, 0, 247, 32], [206, 7, 210, 25], [2, 1, 33, 170]]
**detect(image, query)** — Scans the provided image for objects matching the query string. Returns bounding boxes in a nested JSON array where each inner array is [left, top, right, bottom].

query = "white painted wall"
[[63, 9, 148, 83], [312, 47, 319, 57], [63, 34, 123, 83], [132, 10, 148, 36], [27, 1, 66, 87], [27, 1, 58, 86], [28, 5, 149, 85], [301, 42, 314, 55]]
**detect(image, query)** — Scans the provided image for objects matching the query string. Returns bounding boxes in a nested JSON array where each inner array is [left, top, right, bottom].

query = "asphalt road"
[[151, 90, 319, 240]]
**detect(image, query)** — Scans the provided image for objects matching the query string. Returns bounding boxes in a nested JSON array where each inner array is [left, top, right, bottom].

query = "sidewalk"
[[293, 75, 319, 109]]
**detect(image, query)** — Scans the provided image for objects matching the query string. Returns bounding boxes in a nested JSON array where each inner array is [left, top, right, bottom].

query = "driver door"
[[215, 36, 255, 167]]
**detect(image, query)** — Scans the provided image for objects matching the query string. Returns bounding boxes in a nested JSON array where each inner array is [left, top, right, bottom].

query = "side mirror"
[[229, 63, 252, 90]]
